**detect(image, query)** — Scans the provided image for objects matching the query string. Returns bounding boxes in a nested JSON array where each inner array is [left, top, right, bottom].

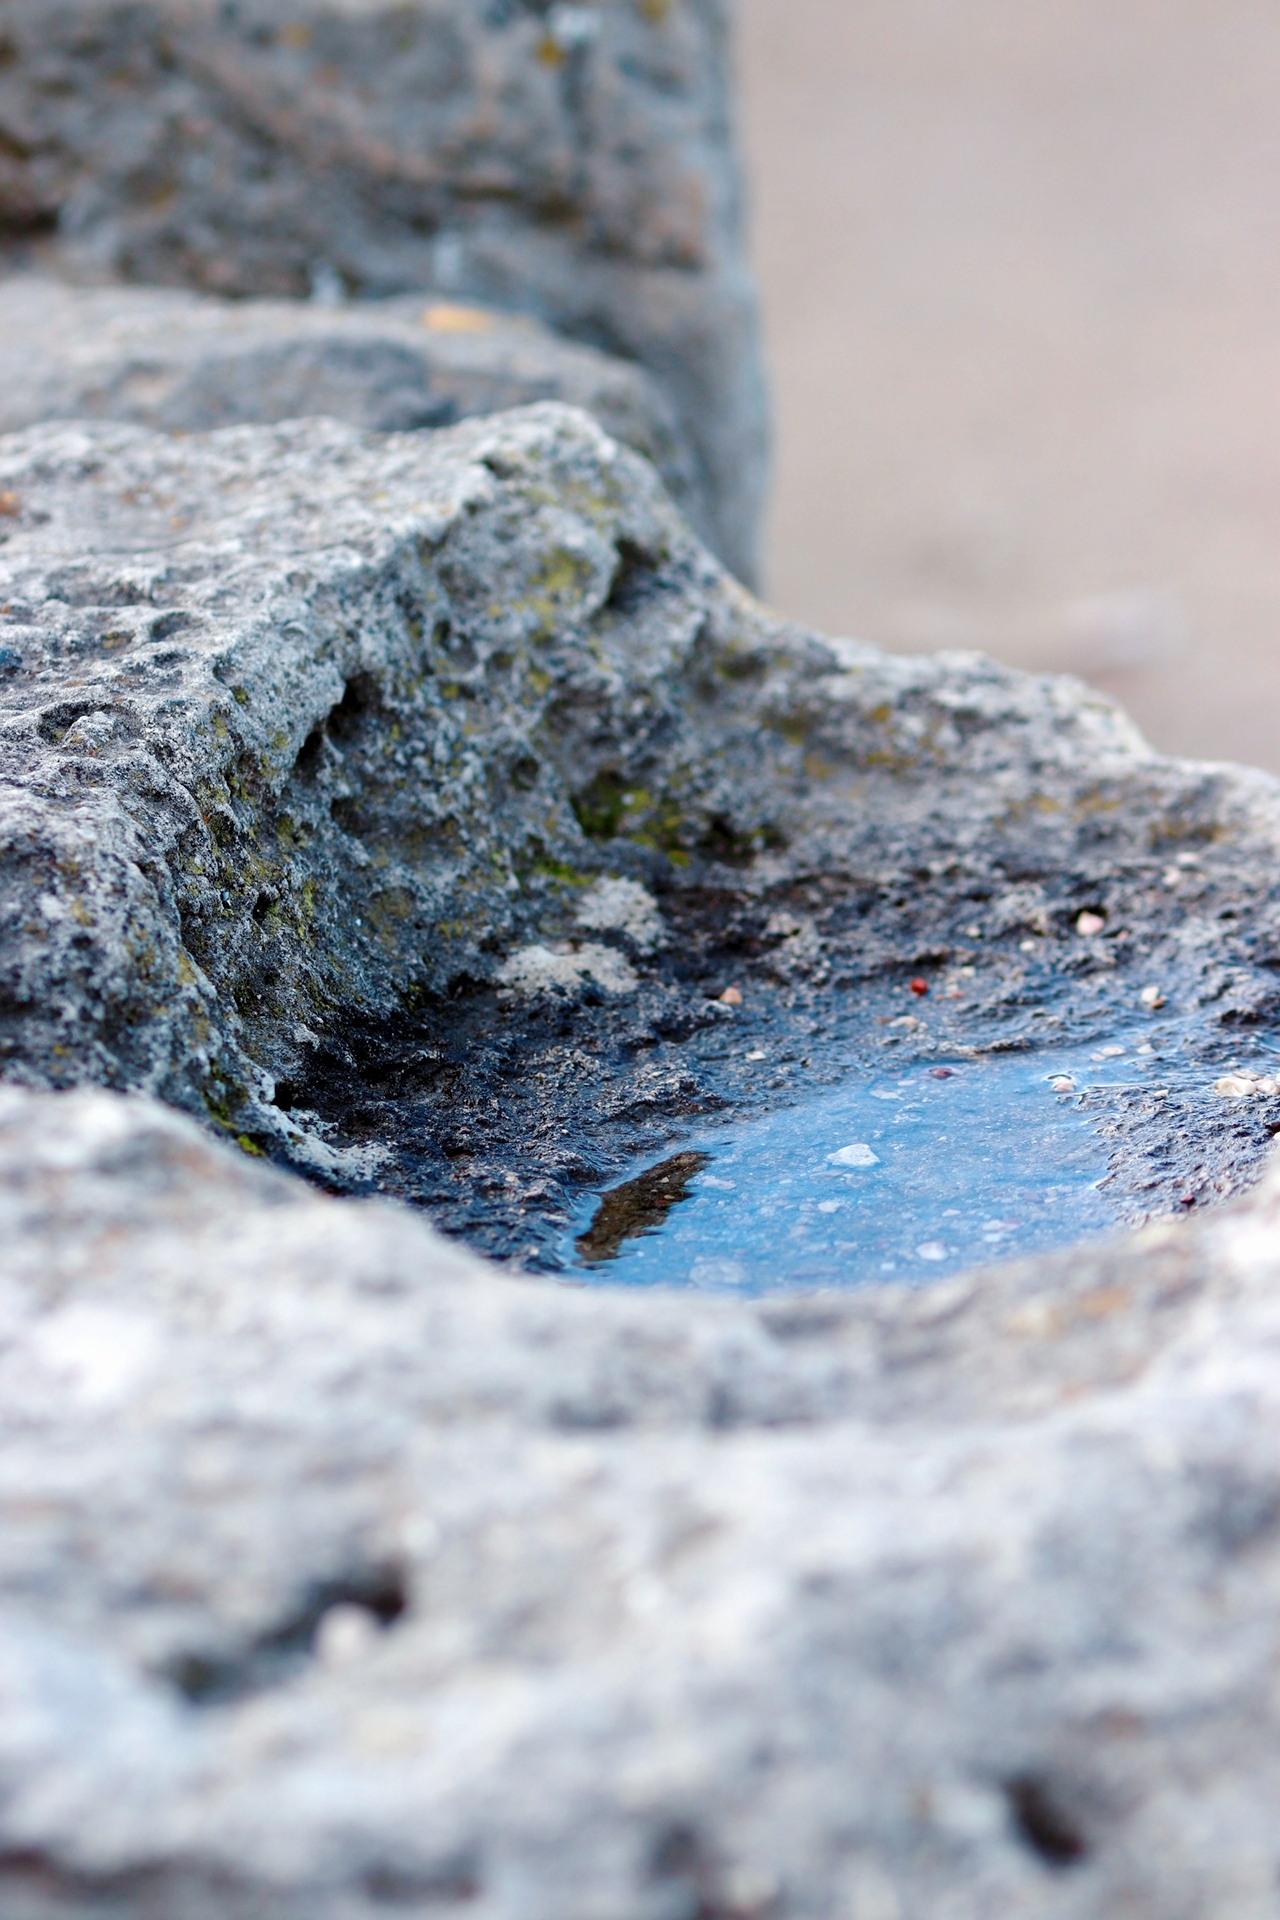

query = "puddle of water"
[[565, 1042, 1164, 1295]]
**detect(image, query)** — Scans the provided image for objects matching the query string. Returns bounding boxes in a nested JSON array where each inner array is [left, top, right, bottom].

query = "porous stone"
[[4, 1080, 1280, 1918], [0, 0, 766, 583], [2, 402, 1280, 1253], [0, 277, 706, 540]]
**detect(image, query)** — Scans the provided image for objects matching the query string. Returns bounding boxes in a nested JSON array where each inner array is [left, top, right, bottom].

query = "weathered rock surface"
[[3, 402, 1280, 1250], [0, 278, 706, 541], [0, 0, 765, 582], [4, 1080, 1280, 1919]]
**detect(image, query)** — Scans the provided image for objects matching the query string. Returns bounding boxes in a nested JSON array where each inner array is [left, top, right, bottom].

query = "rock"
[[3, 402, 1280, 1251], [0, 277, 707, 544], [0, 0, 766, 583], [4, 1079, 1280, 1917]]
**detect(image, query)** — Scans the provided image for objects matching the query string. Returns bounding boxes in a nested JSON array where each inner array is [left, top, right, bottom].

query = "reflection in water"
[[576, 1151, 711, 1265], [566, 1040, 1179, 1295]]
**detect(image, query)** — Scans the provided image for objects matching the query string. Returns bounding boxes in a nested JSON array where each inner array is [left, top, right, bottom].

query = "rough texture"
[[0, 0, 765, 583], [3, 403, 1280, 1249], [4, 1081, 1280, 1918], [0, 277, 706, 541]]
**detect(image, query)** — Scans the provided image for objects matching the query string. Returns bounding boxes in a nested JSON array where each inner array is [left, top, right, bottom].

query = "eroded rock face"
[[0, 278, 707, 544], [4, 1082, 1280, 1919], [2, 403, 1280, 1249], [0, 0, 765, 582]]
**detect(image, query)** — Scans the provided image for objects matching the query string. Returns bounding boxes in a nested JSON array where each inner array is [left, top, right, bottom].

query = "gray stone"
[[3, 403, 1280, 1247], [0, 0, 766, 583], [0, 277, 706, 542], [4, 1079, 1280, 1917]]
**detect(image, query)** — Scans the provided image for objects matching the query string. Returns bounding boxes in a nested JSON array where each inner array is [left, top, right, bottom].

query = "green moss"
[[530, 856, 591, 886], [202, 1075, 250, 1130], [573, 770, 635, 840], [366, 887, 416, 951]]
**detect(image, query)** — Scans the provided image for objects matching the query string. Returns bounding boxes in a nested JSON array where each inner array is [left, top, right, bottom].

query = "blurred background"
[[737, 0, 1280, 773]]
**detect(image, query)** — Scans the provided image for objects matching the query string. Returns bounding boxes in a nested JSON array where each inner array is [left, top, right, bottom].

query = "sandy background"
[[736, 0, 1280, 772]]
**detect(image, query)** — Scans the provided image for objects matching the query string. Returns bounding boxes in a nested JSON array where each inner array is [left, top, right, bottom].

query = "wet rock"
[[5, 1081, 1280, 1918], [3, 402, 1280, 1245], [0, 0, 765, 582], [0, 277, 706, 543]]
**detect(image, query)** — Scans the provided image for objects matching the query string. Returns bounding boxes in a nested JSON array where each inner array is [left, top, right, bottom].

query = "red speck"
[[910, 978, 929, 996], [930, 1068, 953, 1078]]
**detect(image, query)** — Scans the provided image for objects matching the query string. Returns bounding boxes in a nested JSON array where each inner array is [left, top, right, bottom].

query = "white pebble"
[[828, 1144, 880, 1169], [916, 1242, 949, 1262]]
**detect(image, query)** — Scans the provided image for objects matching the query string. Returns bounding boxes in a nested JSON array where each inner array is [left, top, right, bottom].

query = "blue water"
[[565, 1042, 1160, 1294]]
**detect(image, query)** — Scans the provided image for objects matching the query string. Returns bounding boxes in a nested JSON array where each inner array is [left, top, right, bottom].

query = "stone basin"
[[5, 403, 1280, 1916], [4, 402, 1278, 1266]]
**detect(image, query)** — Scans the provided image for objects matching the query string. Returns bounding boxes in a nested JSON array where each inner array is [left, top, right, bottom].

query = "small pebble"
[[909, 977, 930, 996], [719, 986, 743, 1006], [1214, 1073, 1280, 1099], [1076, 911, 1106, 936], [930, 1068, 954, 1078], [828, 1143, 880, 1169], [916, 1241, 949, 1262], [817, 1199, 843, 1214], [745, 1049, 767, 1062], [1139, 985, 1166, 1009], [1049, 1075, 1076, 1093], [1019, 939, 1037, 953]]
